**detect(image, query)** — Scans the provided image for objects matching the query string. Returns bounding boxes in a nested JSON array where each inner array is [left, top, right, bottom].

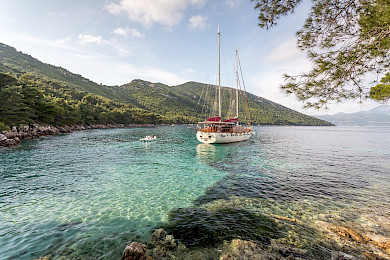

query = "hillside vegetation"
[[0, 43, 332, 129]]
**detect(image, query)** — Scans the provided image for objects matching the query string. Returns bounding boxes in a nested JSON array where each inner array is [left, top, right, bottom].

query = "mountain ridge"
[[0, 42, 332, 127], [315, 105, 390, 126]]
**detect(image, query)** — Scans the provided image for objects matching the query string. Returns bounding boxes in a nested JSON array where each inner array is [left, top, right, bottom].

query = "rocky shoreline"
[[117, 222, 390, 260], [0, 123, 159, 147]]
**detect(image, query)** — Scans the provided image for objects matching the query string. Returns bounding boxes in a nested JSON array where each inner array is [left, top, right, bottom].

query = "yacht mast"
[[218, 25, 221, 119], [235, 47, 239, 126]]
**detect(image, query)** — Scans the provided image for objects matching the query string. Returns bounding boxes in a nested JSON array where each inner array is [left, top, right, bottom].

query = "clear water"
[[0, 126, 389, 259]]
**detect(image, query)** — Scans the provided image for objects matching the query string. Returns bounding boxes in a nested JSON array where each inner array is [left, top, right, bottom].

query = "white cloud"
[[226, 0, 243, 8], [78, 34, 108, 46], [113, 27, 129, 36], [105, 0, 206, 28], [265, 38, 303, 63], [129, 28, 145, 38], [188, 15, 207, 30], [113, 27, 145, 38]]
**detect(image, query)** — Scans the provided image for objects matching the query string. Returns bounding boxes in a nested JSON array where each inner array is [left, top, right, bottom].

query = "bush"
[[0, 121, 10, 131]]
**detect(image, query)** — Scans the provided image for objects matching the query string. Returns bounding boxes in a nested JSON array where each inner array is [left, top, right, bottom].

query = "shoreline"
[[0, 123, 164, 147]]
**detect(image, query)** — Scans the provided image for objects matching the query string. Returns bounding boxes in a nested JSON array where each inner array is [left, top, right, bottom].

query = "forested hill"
[[0, 43, 332, 129]]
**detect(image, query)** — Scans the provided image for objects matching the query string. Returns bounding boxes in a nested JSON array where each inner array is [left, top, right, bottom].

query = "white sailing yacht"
[[196, 26, 253, 144]]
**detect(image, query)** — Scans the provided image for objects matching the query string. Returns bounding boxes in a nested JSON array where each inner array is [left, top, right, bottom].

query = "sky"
[[0, 0, 383, 115]]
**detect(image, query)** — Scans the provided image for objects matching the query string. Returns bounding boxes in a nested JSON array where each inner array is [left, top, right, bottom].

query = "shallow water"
[[0, 126, 389, 259]]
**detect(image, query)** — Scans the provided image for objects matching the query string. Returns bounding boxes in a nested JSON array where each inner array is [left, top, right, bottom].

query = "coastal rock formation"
[[120, 242, 146, 260], [148, 228, 179, 259], [0, 123, 159, 147], [0, 133, 20, 146], [321, 222, 390, 259], [219, 239, 309, 259]]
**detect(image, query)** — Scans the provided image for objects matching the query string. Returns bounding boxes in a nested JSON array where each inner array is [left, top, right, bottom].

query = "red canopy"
[[223, 117, 238, 123], [206, 116, 221, 122]]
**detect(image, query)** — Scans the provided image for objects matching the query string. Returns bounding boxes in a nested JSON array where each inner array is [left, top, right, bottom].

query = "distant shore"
[[0, 123, 163, 147]]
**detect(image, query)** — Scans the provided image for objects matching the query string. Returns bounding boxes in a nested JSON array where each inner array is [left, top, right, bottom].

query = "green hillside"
[[0, 43, 332, 128]]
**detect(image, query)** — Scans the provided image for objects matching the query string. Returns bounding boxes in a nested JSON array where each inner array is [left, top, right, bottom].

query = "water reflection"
[[196, 143, 216, 163]]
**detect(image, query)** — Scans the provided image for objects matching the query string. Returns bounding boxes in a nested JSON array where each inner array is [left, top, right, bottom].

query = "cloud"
[[78, 34, 108, 46], [188, 15, 207, 30], [226, 0, 243, 8], [105, 0, 206, 27], [113, 27, 145, 38], [113, 27, 129, 37], [265, 38, 303, 63]]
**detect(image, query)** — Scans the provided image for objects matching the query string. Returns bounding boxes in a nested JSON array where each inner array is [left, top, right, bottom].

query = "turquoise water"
[[1, 126, 389, 259]]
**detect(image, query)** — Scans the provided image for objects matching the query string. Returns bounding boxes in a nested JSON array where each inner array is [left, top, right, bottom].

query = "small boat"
[[140, 135, 157, 141], [196, 25, 253, 144]]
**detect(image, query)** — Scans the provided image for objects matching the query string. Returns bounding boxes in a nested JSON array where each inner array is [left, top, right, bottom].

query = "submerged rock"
[[121, 242, 146, 260], [363, 251, 387, 260], [334, 226, 365, 243], [332, 251, 356, 260], [148, 228, 178, 259], [219, 239, 267, 259]]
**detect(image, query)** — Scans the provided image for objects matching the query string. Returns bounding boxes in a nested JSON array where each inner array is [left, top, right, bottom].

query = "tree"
[[251, 0, 390, 108], [370, 72, 390, 102], [0, 73, 17, 91]]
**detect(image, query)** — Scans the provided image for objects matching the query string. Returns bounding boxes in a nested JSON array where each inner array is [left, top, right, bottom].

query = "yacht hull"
[[196, 130, 252, 144]]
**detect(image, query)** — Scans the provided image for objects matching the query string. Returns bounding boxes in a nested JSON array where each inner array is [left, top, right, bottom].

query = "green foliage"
[[0, 43, 331, 126], [370, 72, 390, 102], [0, 121, 9, 131], [172, 82, 332, 125], [252, 0, 390, 108], [0, 73, 164, 127], [251, 0, 302, 29], [0, 72, 17, 90]]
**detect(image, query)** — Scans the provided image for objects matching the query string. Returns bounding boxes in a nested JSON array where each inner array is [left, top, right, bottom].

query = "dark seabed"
[[0, 126, 389, 259]]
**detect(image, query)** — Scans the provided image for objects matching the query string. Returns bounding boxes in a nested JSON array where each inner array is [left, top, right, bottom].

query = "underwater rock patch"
[[164, 207, 281, 248], [121, 242, 146, 260]]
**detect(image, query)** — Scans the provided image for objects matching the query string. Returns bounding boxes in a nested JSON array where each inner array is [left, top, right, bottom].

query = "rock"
[[148, 229, 180, 258], [332, 251, 356, 260], [3, 130, 17, 139], [363, 251, 387, 260], [4, 138, 17, 146], [121, 242, 146, 260], [219, 254, 234, 260], [21, 124, 29, 132], [275, 245, 307, 258], [151, 228, 167, 246], [271, 214, 297, 222], [220, 239, 267, 259], [0, 134, 7, 142], [371, 240, 390, 255], [176, 243, 188, 253], [164, 235, 177, 249], [334, 226, 365, 243]]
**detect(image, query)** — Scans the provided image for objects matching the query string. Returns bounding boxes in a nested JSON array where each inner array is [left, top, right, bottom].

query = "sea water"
[[0, 126, 389, 259]]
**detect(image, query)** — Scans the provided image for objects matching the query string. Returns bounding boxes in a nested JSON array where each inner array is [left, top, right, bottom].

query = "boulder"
[[121, 242, 146, 260], [0, 134, 7, 143], [4, 138, 17, 146]]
